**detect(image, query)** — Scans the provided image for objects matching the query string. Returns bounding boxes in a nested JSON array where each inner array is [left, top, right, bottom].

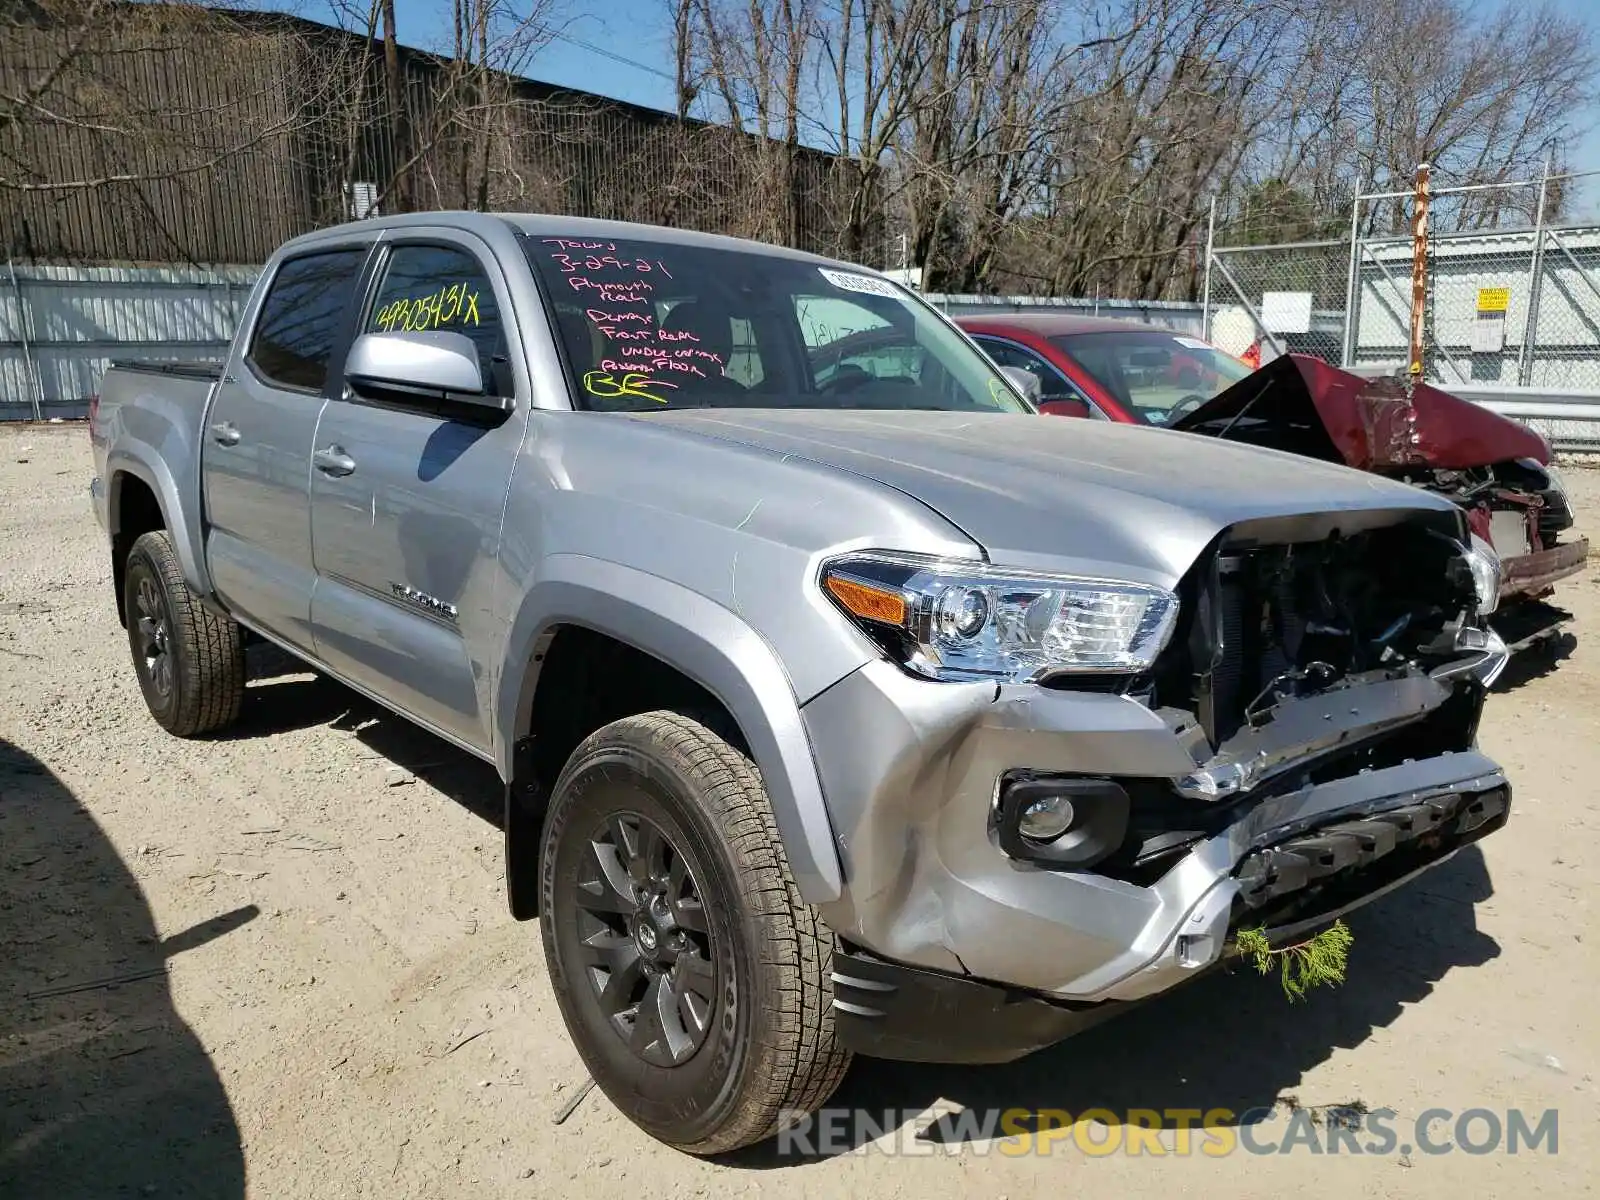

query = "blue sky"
[[282, 0, 1600, 211], [312, 0, 684, 111]]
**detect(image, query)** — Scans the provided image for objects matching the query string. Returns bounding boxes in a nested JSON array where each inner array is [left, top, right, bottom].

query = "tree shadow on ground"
[[0, 739, 254, 1198], [731, 845, 1499, 1166]]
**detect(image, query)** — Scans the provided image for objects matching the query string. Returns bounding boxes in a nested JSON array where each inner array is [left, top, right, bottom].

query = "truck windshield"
[[523, 235, 1030, 414]]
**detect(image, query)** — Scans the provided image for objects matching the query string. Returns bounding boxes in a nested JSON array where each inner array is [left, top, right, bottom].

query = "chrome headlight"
[[820, 552, 1179, 682], [1544, 462, 1569, 501], [1465, 534, 1502, 616]]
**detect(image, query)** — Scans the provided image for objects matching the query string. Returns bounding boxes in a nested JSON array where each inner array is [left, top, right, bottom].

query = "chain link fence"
[[1203, 237, 1350, 364], [1204, 169, 1600, 392]]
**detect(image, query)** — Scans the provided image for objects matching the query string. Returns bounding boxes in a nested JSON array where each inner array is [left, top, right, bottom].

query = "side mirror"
[[345, 331, 508, 411], [1038, 396, 1092, 419], [996, 365, 1042, 404]]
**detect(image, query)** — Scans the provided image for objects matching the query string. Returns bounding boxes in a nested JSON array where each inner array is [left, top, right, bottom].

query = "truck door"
[[308, 233, 528, 754], [202, 244, 373, 651]]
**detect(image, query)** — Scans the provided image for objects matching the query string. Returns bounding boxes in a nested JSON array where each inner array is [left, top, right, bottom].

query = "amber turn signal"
[[824, 574, 907, 626]]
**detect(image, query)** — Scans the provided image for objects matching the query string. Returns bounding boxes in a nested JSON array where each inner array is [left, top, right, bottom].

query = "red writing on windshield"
[[584, 308, 705, 346], [547, 239, 710, 400], [601, 344, 724, 377], [544, 238, 616, 251], [566, 277, 651, 303]]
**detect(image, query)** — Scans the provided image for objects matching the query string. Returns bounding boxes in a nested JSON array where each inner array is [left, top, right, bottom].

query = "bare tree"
[[5, 0, 1595, 278], [1292, 0, 1598, 233], [669, 0, 1597, 297]]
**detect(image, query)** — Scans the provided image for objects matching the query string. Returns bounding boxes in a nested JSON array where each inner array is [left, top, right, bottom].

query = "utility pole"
[[1408, 161, 1431, 394]]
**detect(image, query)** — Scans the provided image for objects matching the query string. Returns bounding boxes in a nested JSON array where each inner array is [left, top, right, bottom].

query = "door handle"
[[312, 445, 357, 477], [210, 421, 241, 446]]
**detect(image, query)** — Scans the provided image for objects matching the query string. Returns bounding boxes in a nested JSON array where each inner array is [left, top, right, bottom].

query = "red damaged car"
[[958, 313, 1588, 650]]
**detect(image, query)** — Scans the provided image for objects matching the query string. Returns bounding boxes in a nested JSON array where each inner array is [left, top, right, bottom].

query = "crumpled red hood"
[[1171, 353, 1550, 470]]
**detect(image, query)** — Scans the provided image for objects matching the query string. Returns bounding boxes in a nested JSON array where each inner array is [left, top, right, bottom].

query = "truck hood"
[[1169, 353, 1551, 469], [642, 408, 1460, 586]]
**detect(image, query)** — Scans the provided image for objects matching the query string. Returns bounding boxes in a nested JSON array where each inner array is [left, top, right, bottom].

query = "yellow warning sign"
[[1476, 287, 1510, 314]]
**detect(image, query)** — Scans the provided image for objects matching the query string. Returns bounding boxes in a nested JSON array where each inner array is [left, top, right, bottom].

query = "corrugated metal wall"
[[3, 13, 864, 269], [6, 267, 1594, 453], [1, 263, 258, 419]]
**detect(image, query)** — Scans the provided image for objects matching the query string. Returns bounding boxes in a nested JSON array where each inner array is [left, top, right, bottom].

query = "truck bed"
[[91, 360, 225, 581]]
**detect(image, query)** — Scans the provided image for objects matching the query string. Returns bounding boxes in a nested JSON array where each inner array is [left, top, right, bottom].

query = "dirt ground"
[[1, 421, 1596, 1199]]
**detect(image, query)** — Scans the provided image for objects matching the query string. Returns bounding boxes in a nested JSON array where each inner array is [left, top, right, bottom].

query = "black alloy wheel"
[[539, 711, 850, 1154], [132, 571, 175, 701], [573, 811, 718, 1068]]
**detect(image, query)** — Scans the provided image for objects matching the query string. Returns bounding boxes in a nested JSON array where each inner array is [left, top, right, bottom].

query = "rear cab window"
[[246, 248, 370, 392], [795, 295, 925, 391]]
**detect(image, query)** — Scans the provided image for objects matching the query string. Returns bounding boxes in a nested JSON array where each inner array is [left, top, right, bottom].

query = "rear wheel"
[[124, 530, 245, 736], [539, 711, 850, 1154]]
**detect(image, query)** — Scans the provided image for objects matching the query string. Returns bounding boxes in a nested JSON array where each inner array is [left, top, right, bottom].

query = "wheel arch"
[[106, 450, 210, 624], [496, 555, 843, 916]]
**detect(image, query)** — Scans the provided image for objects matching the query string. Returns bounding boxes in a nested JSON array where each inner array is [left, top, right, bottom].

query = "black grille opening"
[[1093, 779, 1242, 886], [1150, 521, 1478, 751], [1227, 784, 1510, 934]]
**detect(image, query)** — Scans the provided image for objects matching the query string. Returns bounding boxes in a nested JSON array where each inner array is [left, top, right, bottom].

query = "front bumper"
[[804, 659, 1507, 1015], [1500, 537, 1588, 599], [830, 763, 1508, 1064]]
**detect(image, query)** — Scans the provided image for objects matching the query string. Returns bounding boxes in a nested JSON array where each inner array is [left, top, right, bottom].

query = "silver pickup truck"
[[91, 212, 1513, 1153]]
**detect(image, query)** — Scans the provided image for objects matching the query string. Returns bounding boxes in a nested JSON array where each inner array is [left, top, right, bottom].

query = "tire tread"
[[127, 530, 245, 736], [558, 710, 851, 1154]]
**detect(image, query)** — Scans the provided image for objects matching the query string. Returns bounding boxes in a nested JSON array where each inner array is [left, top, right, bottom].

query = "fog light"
[[1018, 794, 1076, 841], [995, 774, 1131, 869]]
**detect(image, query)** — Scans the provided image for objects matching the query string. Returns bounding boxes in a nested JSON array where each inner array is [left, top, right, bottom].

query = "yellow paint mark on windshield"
[[582, 370, 676, 404]]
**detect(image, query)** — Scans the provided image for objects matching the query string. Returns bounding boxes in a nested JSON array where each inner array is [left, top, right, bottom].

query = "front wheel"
[[539, 711, 850, 1154]]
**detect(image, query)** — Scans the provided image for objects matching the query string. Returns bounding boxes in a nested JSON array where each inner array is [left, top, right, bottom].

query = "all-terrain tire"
[[123, 530, 245, 736], [539, 711, 851, 1154]]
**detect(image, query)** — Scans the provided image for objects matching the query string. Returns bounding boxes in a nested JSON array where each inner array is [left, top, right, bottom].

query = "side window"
[[364, 244, 509, 393], [247, 248, 369, 392], [974, 337, 1080, 401]]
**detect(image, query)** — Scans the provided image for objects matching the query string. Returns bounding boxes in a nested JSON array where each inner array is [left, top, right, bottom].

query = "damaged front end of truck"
[[806, 503, 1511, 1064], [1119, 509, 1509, 936], [1171, 353, 1588, 651]]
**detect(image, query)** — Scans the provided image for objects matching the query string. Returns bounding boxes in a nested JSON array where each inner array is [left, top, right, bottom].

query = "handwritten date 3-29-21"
[[543, 241, 674, 280]]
